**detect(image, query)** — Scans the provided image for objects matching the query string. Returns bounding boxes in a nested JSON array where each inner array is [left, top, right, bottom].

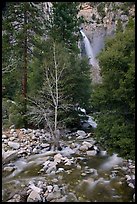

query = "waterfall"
[[80, 29, 102, 84], [80, 29, 98, 67]]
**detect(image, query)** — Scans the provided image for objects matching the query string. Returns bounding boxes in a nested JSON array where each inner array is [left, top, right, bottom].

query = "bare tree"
[[27, 39, 70, 150]]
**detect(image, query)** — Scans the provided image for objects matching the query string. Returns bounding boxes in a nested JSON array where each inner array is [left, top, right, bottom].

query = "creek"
[[2, 129, 135, 202]]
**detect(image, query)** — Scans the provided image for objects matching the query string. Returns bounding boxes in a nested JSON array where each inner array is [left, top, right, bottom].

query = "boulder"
[[27, 190, 42, 202], [29, 184, 43, 193], [3, 166, 15, 172], [2, 149, 18, 164], [8, 141, 20, 149], [2, 134, 8, 139], [7, 194, 20, 202], [46, 191, 61, 201], [76, 130, 86, 137], [79, 145, 88, 151], [86, 150, 97, 156]]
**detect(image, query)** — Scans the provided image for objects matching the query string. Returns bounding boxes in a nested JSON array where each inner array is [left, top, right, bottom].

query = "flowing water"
[[2, 135, 134, 202], [80, 29, 98, 67], [80, 29, 102, 84]]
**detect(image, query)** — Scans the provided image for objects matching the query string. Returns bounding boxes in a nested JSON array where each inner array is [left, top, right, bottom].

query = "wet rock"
[[86, 150, 97, 156], [76, 130, 86, 137], [3, 166, 15, 172], [76, 164, 81, 170], [8, 141, 20, 149], [41, 143, 50, 148], [29, 184, 43, 193], [66, 192, 78, 202], [19, 190, 28, 202], [54, 153, 63, 163], [2, 134, 8, 139], [27, 190, 42, 202], [79, 144, 88, 151], [60, 146, 75, 157], [82, 141, 93, 148], [128, 183, 134, 189], [10, 129, 15, 134], [7, 194, 20, 202], [125, 175, 131, 181], [47, 185, 53, 193], [45, 162, 57, 174], [56, 167, 64, 173], [46, 191, 61, 201], [9, 136, 16, 141], [2, 150, 18, 164], [54, 195, 67, 202]]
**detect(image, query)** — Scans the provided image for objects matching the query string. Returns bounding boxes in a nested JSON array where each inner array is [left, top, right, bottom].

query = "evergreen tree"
[[48, 2, 84, 53], [91, 20, 135, 159], [2, 2, 45, 127]]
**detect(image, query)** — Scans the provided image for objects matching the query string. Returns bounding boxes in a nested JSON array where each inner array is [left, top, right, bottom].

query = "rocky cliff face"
[[78, 2, 135, 52], [78, 2, 135, 84]]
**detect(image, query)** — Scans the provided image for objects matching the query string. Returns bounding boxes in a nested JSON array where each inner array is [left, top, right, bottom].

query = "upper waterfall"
[[80, 29, 102, 84], [80, 29, 98, 67]]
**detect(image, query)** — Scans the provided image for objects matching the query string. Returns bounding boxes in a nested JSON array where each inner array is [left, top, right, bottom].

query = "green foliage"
[[95, 113, 135, 159], [2, 2, 46, 127], [2, 2, 92, 131], [49, 2, 82, 53], [62, 56, 92, 128], [116, 19, 123, 33], [92, 22, 135, 160], [2, 97, 25, 129]]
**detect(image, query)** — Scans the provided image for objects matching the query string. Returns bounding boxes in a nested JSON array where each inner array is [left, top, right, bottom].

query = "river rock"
[[79, 144, 88, 151], [125, 175, 131, 181], [76, 130, 86, 137], [56, 167, 64, 173], [60, 146, 75, 157], [27, 190, 42, 202], [10, 129, 15, 134], [41, 143, 50, 148], [55, 195, 67, 202], [46, 191, 61, 201], [2, 150, 18, 164], [3, 166, 15, 172], [29, 184, 43, 193], [82, 141, 93, 148], [54, 153, 63, 163], [9, 136, 16, 141], [66, 192, 78, 202], [2, 134, 8, 139], [128, 183, 134, 189], [8, 141, 20, 149], [86, 150, 97, 156], [7, 194, 20, 202], [46, 162, 57, 174]]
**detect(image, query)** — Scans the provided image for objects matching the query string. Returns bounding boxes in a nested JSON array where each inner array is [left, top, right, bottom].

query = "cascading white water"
[[80, 29, 102, 84], [80, 30, 98, 67]]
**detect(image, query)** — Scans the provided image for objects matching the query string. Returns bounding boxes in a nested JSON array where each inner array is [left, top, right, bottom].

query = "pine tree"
[[91, 20, 135, 159], [48, 2, 84, 53], [2, 2, 45, 127]]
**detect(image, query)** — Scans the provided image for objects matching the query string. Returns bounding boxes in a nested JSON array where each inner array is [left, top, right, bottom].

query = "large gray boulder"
[[27, 190, 42, 202], [8, 141, 20, 149]]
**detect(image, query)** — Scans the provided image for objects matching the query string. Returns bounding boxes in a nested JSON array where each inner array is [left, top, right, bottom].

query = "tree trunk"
[[22, 5, 28, 127]]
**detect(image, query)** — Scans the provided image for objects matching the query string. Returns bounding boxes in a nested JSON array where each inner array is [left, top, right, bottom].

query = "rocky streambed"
[[2, 128, 135, 202]]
